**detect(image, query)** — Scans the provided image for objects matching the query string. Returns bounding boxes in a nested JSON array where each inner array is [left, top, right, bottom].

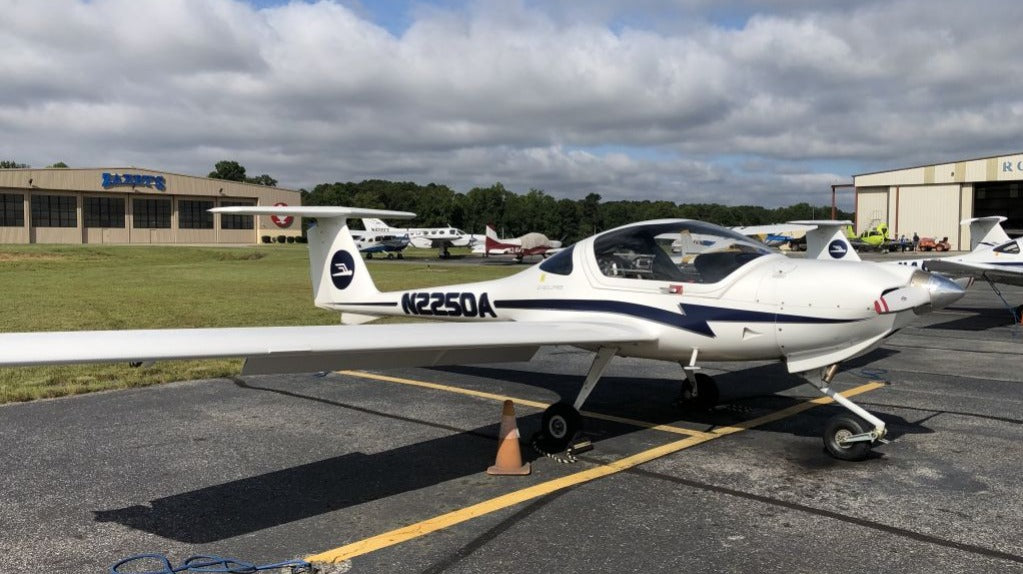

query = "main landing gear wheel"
[[823, 414, 873, 461], [365, 252, 374, 259], [539, 402, 582, 452], [679, 373, 719, 411]]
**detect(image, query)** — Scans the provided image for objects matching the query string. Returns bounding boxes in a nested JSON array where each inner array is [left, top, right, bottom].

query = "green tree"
[[0, 161, 29, 169], [248, 174, 277, 187], [47, 162, 68, 168], [208, 160, 248, 182], [208, 160, 277, 186]]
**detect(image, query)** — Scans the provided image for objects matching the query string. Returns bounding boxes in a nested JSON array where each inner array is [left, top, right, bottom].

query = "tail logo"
[[329, 250, 357, 290], [828, 239, 849, 259]]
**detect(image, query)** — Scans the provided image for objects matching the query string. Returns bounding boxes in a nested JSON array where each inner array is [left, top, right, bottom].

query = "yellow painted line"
[[337, 370, 551, 410], [337, 370, 711, 438], [306, 381, 883, 564]]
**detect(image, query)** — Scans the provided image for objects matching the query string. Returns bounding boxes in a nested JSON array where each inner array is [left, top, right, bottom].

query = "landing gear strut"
[[677, 349, 719, 410], [809, 364, 888, 461], [535, 346, 617, 452]]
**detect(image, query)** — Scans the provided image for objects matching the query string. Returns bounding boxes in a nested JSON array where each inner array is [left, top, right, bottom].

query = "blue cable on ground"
[[109, 553, 314, 574]]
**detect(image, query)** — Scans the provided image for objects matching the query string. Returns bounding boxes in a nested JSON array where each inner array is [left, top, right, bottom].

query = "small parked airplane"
[[362, 218, 473, 258], [895, 216, 1023, 319], [351, 230, 410, 259], [0, 206, 965, 461], [472, 225, 562, 260]]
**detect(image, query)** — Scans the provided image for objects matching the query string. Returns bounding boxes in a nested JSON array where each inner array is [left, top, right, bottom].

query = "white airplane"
[[0, 206, 966, 461], [351, 230, 410, 259], [472, 225, 563, 260], [893, 216, 1023, 318], [362, 218, 474, 258]]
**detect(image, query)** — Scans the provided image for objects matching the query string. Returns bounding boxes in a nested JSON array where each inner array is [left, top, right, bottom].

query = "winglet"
[[788, 220, 860, 262]]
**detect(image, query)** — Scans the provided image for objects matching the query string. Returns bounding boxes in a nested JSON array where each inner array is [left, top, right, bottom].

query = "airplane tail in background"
[[211, 206, 415, 312], [362, 218, 391, 233], [789, 220, 861, 262], [964, 216, 1010, 251], [484, 224, 507, 251]]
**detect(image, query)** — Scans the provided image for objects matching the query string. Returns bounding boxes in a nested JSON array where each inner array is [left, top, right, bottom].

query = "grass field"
[[0, 244, 520, 403]]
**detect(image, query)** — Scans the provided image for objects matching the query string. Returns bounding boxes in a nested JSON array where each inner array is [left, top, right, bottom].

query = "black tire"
[[386, 253, 394, 259], [366, 252, 373, 259], [679, 373, 719, 410], [823, 414, 873, 461], [397, 253, 404, 260], [540, 402, 582, 452]]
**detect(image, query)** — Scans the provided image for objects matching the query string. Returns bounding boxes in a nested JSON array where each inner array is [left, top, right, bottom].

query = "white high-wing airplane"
[[894, 216, 1023, 318], [362, 218, 474, 258], [0, 206, 966, 461]]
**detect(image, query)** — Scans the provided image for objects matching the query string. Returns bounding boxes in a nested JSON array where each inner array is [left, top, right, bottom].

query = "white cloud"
[[1, 0, 1021, 206]]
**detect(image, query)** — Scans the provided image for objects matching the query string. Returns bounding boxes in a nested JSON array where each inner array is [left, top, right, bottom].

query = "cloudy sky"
[[2, 0, 1022, 208]]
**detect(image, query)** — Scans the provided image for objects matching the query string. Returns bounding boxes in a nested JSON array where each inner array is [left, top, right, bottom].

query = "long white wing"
[[924, 260, 1023, 287], [0, 321, 656, 375]]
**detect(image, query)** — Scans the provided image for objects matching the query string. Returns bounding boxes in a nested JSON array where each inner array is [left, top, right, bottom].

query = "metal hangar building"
[[853, 152, 1023, 250], [0, 167, 302, 245]]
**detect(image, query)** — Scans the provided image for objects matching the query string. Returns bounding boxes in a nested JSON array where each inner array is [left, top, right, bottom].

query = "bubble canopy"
[[592, 220, 775, 284]]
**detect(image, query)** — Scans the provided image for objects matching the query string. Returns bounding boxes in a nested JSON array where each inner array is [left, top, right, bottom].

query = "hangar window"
[[133, 198, 171, 229], [31, 194, 77, 228], [179, 200, 214, 229], [219, 201, 254, 230], [0, 193, 24, 227], [84, 197, 125, 228]]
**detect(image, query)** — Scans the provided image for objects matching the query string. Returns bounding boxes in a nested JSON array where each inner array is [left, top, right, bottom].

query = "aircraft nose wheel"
[[678, 373, 719, 411], [539, 402, 582, 452], [823, 414, 874, 461]]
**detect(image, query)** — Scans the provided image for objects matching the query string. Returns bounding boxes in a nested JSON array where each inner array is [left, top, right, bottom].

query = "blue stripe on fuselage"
[[494, 298, 854, 338]]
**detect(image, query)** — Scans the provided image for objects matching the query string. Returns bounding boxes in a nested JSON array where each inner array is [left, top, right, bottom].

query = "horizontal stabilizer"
[[210, 206, 415, 220]]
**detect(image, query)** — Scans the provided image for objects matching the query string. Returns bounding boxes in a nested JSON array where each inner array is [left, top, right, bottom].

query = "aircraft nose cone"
[[922, 272, 966, 310]]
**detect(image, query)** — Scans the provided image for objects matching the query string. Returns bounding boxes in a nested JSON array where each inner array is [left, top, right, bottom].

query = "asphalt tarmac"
[[1, 279, 1021, 573]]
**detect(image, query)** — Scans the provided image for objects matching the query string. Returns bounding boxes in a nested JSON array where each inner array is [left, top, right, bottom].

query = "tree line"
[[1, 158, 849, 243], [303, 179, 851, 244]]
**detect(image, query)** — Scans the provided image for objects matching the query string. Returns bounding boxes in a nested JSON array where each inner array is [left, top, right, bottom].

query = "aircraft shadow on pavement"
[[921, 306, 1020, 331], [92, 361, 927, 543], [434, 360, 927, 443]]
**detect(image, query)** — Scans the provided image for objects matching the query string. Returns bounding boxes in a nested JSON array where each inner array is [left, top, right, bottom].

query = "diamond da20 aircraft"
[[893, 216, 1023, 320], [0, 206, 966, 461]]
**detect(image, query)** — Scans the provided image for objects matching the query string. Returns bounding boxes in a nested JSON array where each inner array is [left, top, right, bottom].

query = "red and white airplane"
[[473, 225, 562, 261]]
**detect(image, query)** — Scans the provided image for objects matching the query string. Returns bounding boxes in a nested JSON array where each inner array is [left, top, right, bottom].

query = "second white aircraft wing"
[[0, 321, 657, 375], [924, 259, 1023, 287]]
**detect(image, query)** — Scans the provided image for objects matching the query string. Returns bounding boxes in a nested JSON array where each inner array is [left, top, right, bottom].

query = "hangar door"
[[856, 189, 888, 234], [896, 185, 961, 249], [974, 182, 1022, 236]]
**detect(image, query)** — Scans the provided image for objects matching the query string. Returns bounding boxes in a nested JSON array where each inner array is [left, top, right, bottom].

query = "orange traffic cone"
[[487, 400, 531, 476]]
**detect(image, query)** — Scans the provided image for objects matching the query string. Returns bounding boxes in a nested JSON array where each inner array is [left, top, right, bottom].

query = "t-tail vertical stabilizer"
[[210, 206, 415, 315], [964, 216, 1010, 251], [789, 220, 861, 262]]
